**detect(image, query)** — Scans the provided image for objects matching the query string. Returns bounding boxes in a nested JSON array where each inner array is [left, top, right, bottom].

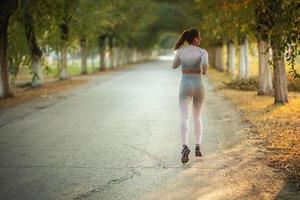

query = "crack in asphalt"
[[73, 168, 140, 200], [120, 142, 166, 168]]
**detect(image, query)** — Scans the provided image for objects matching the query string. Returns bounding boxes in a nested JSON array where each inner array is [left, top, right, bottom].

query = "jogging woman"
[[172, 28, 209, 164]]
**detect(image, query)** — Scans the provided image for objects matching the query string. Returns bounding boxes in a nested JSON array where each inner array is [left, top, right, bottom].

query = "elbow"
[[172, 64, 179, 69], [172, 60, 180, 69], [202, 66, 208, 75]]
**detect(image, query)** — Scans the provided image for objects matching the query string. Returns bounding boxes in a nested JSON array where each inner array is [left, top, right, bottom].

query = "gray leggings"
[[179, 74, 205, 146]]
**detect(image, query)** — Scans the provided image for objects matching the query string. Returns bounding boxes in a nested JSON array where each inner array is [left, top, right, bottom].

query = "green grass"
[[67, 65, 99, 76]]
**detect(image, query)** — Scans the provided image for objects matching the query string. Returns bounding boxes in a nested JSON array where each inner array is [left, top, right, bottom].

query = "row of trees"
[[195, 0, 300, 104], [0, 0, 165, 98], [1, 0, 298, 105]]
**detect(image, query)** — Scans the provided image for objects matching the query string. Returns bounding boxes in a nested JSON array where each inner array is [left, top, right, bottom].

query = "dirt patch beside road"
[[208, 68, 300, 189]]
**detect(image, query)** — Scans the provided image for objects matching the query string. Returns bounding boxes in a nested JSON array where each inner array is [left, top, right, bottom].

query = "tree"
[[239, 36, 249, 78], [98, 34, 107, 71], [258, 0, 300, 104], [59, 0, 73, 80], [73, 0, 98, 74], [255, 1, 273, 95], [21, 0, 43, 87], [227, 40, 236, 76], [0, 0, 18, 98]]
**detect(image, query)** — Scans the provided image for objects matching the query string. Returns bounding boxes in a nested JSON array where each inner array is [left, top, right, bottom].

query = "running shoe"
[[181, 145, 190, 164], [195, 144, 202, 157]]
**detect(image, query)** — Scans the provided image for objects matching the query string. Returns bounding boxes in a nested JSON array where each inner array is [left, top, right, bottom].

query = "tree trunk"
[[126, 48, 130, 64], [207, 47, 215, 69], [257, 39, 273, 95], [0, 16, 13, 97], [239, 36, 249, 78], [31, 54, 43, 87], [114, 40, 120, 67], [214, 42, 224, 71], [127, 49, 131, 63], [123, 47, 129, 64], [91, 52, 95, 72], [130, 48, 134, 63], [59, 10, 69, 80], [60, 46, 68, 79], [226, 40, 235, 76], [245, 37, 249, 77], [22, 0, 43, 87], [226, 43, 229, 73], [119, 48, 124, 65], [56, 49, 60, 70], [71, 48, 75, 67], [99, 49, 105, 71], [98, 35, 106, 71], [266, 48, 273, 93], [80, 37, 87, 74], [0, 1, 18, 98], [108, 36, 114, 68], [133, 48, 138, 62], [270, 39, 288, 104], [214, 46, 219, 69]]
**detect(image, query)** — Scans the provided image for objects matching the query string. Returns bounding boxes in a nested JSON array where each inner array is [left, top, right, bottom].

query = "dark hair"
[[173, 28, 200, 50]]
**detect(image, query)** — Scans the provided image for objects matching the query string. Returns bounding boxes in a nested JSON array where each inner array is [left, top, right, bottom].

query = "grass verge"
[[208, 68, 300, 188], [0, 77, 88, 109]]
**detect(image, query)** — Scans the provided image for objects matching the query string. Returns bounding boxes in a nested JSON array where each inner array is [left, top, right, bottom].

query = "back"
[[172, 45, 209, 72], [180, 45, 202, 69]]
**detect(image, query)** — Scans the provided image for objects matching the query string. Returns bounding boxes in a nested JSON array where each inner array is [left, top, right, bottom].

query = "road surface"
[[0, 58, 299, 200]]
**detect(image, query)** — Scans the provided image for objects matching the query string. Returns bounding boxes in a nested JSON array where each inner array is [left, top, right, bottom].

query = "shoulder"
[[174, 46, 187, 58], [176, 45, 188, 53], [198, 47, 208, 56]]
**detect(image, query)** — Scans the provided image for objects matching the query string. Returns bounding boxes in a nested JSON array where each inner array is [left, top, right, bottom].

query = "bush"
[[287, 76, 300, 92], [223, 75, 300, 92], [223, 76, 258, 91]]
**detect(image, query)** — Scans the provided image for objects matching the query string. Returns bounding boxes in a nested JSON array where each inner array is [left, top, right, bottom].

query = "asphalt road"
[[0, 58, 299, 200]]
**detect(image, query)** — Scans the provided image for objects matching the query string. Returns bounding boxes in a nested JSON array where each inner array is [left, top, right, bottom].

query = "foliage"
[[287, 76, 300, 92], [195, 0, 300, 79], [159, 34, 178, 49], [7, 7, 30, 84], [195, 0, 256, 46], [224, 76, 258, 91], [254, 0, 300, 78], [5, 0, 300, 85]]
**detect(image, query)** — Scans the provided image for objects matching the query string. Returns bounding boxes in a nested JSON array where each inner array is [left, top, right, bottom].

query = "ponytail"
[[173, 28, 200, 50], [173, 30, 190, 50]]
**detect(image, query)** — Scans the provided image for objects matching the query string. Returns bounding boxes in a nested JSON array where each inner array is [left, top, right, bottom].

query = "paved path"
[[0, 59, 299, 200]]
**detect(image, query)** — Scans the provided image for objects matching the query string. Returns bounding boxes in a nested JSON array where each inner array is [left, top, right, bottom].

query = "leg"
[[193, 96, 204, 145], [179, 95, 192, 146]]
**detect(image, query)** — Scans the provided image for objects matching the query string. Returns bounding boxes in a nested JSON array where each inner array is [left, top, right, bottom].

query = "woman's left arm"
[[201, 50, 209, 75]]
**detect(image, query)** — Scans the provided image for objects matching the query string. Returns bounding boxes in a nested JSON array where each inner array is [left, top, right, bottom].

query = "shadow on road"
[[144, 135, 300, 200]]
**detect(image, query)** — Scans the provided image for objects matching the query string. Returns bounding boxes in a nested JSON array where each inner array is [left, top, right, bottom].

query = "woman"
[[172, 28, 209, 164]]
